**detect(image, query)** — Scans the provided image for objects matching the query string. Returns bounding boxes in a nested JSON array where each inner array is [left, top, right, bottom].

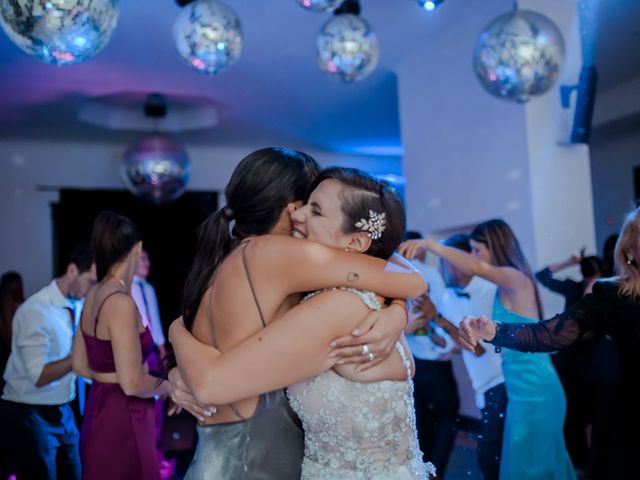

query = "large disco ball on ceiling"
[[0, 0, 119, 66], [317, 13, 379, 83], [173, 0, 242, 75], [473, 10, 565, 103], [295, 0, 342, 13], [121, 134, 191, 205]]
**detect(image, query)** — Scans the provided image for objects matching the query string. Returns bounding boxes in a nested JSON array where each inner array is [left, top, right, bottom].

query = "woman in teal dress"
[[400, 219, 575, 480]]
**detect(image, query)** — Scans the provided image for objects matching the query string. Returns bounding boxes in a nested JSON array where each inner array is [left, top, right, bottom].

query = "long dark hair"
[[311, 168, 406, 260], [91, 212, 141, 282], [471, 219, 544, 319], [182, 148, 320, 331]]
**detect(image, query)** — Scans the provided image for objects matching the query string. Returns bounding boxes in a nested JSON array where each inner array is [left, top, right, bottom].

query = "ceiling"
[[0, 0, 638, 152]]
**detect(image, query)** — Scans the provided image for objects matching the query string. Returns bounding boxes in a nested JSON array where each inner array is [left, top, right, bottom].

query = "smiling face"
[[291, 179, 359, 250], [470, 238, 492, 264]]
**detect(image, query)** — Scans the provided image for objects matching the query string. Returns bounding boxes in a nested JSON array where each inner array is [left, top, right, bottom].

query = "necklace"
[[117, 279, 126, 289]]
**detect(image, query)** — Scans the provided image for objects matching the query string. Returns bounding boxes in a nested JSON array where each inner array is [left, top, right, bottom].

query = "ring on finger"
[[368, 352, 375, 362], [361, 344, 370, 356]]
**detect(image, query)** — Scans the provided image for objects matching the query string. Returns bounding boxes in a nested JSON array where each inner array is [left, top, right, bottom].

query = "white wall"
[[0, 139, 401, 295]]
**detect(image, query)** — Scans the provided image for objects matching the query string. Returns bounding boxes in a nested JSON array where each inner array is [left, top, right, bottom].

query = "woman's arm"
[[71, 328, 93, 379], [170, 290, 373, 405], [257, 236, 427, 299], [400, 239, 527, 292], [106, 294, 171, 398], [459, 288, 605, 352]]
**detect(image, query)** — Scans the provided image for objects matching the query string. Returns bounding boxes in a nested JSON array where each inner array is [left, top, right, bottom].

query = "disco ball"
[[173, 0, 242, 75], [121, 134, 191, 205], [294, 0, 342, 13], [317, 14, 379, 83], [0, 0, 119, 66], [473, 10, 565, 103]]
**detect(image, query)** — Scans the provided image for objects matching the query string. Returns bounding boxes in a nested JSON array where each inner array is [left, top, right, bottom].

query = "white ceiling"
[[0, 0, 638, 151]]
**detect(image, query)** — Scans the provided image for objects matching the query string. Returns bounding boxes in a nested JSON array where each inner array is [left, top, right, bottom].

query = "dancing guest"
[[402, 232, 458, 478], [460, 207, 640, 479], [0, 245, 96, 480], [167, 150, 425, 479], [73, 212, 171, 480], [400, 220, 575, 480], [170, 167, 434, 479], [429, 234, 505, 480]]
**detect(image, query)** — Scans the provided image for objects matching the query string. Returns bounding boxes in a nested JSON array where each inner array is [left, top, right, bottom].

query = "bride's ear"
[[347, 232, 372, 254]]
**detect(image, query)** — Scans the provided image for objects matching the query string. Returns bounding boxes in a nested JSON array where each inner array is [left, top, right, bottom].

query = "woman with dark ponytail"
[[168, 151, 428, 480], [72, 212, 171, 480]]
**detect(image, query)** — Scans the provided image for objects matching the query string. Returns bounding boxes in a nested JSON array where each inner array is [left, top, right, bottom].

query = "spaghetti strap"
[[241, 241, 266, 327], [93, 290, 128, 337]]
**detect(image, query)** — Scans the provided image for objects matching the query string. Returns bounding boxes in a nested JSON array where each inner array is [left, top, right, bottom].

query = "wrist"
[[389, 300, 408, 326]]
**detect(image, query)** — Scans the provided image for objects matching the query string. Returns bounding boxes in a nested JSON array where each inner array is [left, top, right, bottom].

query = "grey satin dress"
[[184, 241, 304, 480]]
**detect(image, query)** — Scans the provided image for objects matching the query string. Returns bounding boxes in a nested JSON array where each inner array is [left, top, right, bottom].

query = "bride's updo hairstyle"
[[183, 147, 320, 331], [312, 168, 405, 260]]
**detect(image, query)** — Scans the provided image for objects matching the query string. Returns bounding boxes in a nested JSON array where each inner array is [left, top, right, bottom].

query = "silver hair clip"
[[355, 210, 386, 240]]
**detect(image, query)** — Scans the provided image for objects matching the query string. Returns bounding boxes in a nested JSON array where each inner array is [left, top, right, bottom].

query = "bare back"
[[191, 240, 301, 423]]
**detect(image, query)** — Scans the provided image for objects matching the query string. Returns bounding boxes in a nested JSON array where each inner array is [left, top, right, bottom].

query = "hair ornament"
[[355, 210, 386, 240], [222, 206, 235, 221]]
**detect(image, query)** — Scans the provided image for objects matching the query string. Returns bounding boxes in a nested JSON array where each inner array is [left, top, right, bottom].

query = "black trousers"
[[413, 358, 460, 476], [0, 399, 80, 480], [477, 383, 508, 480]]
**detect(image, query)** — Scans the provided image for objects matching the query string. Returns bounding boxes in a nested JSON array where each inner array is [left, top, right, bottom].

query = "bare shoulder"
[[99, 290, 138, 326]]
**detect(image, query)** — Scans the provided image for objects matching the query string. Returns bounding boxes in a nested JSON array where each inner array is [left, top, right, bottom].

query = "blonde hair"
[[615, 207, 640, 299]]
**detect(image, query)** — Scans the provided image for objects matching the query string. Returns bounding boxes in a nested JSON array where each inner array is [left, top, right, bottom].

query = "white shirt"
[[2, 280, 76, 405], [406, 262, 456, 361], [437, 276, 504, 408], [131, 276, 165, 346]]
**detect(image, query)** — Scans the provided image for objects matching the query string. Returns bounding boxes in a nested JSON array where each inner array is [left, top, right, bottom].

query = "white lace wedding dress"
[[287, 288, 437, 480]]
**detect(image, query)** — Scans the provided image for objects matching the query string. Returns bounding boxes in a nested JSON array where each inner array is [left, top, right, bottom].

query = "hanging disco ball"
[[0, 0, 119, 66], [473, 10, 565, 103], [294, 0, 342, 13], [121, 134, 191, 205], [317, 13, 379, 83], [173, 0, 242, 75]]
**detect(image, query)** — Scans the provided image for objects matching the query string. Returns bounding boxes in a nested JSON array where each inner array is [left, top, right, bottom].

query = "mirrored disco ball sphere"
[[294, 0, 342, 13], [173, 0, 242, 75], [317, 14, 379, 83], [0, 0, 119, 66], [122, 134, 191, 205], [473, 10, 565, 103]]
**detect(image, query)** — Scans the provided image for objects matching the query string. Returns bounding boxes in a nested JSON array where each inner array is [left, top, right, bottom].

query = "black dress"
[[490, 280, 638, 479]]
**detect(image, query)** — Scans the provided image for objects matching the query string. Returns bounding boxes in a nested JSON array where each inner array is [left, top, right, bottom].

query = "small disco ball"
[[473, 10, 565, 103], [294, 0, 342, 13], [317, 14, 379, 83], [121, 134, 191, 205], [173, 0, 242, 75], [0, 0, 119, 66]]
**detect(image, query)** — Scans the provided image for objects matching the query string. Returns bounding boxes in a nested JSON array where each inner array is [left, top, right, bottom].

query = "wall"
[[0, 139, 401, 295]]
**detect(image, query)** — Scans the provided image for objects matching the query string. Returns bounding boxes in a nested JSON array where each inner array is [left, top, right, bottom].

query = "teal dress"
[[493, 296, 575, 480]]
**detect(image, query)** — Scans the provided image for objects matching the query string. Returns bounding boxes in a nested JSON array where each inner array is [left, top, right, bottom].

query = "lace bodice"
[[287, 288, 436, 479]]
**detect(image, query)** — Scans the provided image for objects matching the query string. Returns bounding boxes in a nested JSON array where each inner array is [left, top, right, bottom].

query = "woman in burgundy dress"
[[72, 212, 171, 480]]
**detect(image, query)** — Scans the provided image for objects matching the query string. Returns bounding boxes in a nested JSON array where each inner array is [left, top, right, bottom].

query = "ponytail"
[[182, 210, 237, 331]]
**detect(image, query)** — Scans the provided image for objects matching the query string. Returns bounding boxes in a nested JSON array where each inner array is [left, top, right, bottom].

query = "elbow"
[[410, 275, 428, 298]]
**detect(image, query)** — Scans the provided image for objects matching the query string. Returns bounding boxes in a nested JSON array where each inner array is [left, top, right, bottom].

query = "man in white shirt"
[[132, 250, 166, 360], [435, 234, 507, 480], [0, 244, 96, 480], [404, 232, 459, 479]]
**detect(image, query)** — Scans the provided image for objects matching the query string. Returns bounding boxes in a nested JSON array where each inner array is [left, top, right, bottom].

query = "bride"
[[170, 167, 436, 479]]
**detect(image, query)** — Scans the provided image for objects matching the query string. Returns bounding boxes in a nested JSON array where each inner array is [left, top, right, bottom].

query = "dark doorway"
[[51, 189, 217, 333], [635, 166, 640, 207]]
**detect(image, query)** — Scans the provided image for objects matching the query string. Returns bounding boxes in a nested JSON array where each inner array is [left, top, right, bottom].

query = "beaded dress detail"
[[287, 288, 436, 480]]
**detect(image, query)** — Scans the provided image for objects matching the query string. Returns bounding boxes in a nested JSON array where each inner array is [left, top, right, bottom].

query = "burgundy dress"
[[80, 291, 159, 480]]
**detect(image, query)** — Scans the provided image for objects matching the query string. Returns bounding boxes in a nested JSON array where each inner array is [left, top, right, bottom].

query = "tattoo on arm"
[[347, 272, 360, 282]]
